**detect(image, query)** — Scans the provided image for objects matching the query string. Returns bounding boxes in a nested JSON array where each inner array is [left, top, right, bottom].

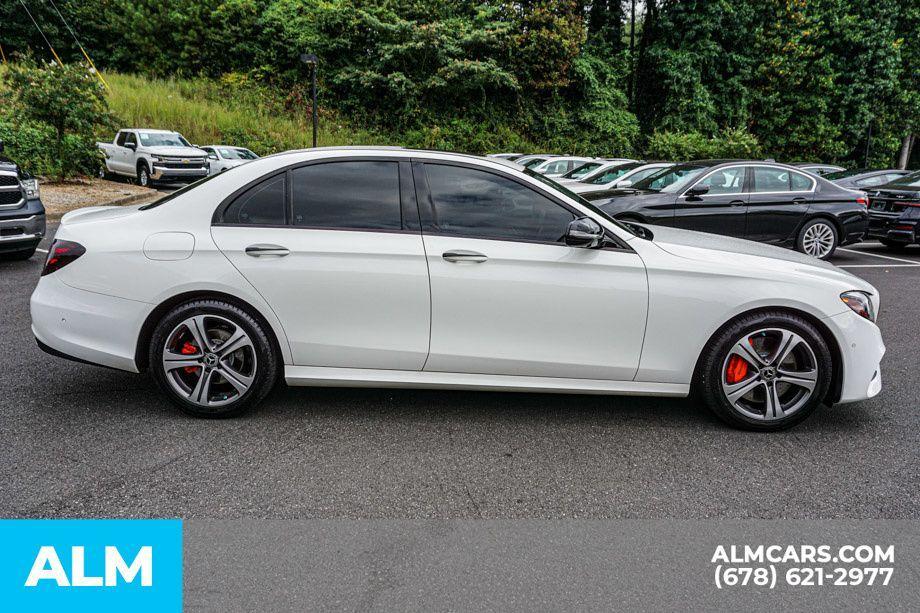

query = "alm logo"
[[25, 546, 153, 588]]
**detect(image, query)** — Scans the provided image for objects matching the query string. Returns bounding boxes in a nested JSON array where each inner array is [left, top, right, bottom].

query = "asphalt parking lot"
[[2, 223, 919, 520]]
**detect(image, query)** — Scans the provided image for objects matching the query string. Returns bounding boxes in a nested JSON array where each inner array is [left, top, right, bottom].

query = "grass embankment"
[[104, 73, 388, 154]]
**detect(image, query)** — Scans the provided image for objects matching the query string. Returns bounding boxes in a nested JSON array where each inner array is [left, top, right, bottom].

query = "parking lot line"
[[838, 247, 920, 265], [838, 263, 920, 268]]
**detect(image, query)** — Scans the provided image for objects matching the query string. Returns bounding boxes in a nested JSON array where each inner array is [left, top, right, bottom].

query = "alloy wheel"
[[720, 328, 818, 421], [161, 314, 257, 408], [801, 222, 835, 258]]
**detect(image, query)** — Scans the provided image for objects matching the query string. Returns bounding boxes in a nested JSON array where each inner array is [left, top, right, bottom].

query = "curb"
[[45, 191, 158, 221]]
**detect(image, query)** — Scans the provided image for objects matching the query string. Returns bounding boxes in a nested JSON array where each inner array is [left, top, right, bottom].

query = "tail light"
[[856, 195, 868, 207], [41, 240, 85, 276]]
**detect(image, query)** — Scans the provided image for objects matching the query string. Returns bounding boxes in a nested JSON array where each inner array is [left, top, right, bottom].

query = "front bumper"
[[151, 164, 209, 181], [825, 309, 885, 404], [0, 202, 46, 253], [30, 274, 149, 372]]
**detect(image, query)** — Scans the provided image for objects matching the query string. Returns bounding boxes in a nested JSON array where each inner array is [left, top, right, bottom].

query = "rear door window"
[[291, 161, 402, 231], [221, 174, 287, 225]]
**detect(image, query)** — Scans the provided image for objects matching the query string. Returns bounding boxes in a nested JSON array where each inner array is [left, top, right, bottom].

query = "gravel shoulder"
[[40, 178, 159, 219]]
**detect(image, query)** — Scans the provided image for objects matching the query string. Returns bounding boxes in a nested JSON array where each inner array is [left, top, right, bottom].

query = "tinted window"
[[586, 163, 640, 185], [565, 162, 601, 179], [292, 161, 401, 230], [855, 175, 885, 187], [116, 132, 127, 146], [222, 175, 286, 225], [633, 164, 708, 192], [124, 132, 137, 147], [695, 167, 744, 194], [425, 164, 574, 243], [790, 171, 813, 190], [753, 167, 792, 192], [628, 166, 667, 184]]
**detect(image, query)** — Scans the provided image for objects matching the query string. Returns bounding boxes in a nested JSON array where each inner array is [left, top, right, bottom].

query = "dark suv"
[[0, 140, 46, 260], [866, 171, 920, 250]]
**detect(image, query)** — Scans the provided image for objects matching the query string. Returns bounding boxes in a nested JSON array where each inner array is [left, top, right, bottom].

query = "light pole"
[[300, 53, 319, 148]]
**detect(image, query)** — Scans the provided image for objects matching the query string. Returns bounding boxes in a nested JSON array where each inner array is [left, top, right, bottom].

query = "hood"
[[145, 146, 207, 157], [61, 205, 142, 226], [641, 223, 875, 293]]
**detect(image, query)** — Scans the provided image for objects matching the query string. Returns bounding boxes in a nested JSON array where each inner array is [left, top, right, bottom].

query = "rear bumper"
[[867, 214, 917, 244], [30, 274, 148, 372], [825, 310, 885, 404], [151, 165, 209, 181], [0, 207, 45, 253]]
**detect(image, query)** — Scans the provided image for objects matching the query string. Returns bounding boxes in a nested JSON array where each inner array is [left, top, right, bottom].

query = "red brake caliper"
[[181, 341, 199, 374], [725, 355, 750, 384]]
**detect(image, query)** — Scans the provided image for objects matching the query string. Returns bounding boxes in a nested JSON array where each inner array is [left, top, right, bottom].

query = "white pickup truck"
[[97, 129, 209, 187]]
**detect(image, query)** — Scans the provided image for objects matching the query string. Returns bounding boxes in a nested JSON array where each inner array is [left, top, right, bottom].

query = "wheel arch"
[[799, 212, 844, 241], [690, 306, 844, 405], [134, 290, 285, 373]]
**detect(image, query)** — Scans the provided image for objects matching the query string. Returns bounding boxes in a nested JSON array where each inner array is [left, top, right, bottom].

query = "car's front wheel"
[[149, 300, 279, 418], [697, 311, 833, 431], [137, 162, 152, 188]]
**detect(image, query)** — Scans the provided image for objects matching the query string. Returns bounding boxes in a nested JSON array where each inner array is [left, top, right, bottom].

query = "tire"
[[796, 218, 838, 260], [137, 162, 152, 188], [1, 246, 37, 261], [880, 239, 910, 251], [696, 310, 833, 431], [148, 299, 279, 418]]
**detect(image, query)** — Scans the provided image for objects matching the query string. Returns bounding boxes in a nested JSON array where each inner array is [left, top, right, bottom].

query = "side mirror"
[[565, 217, 605, 249], [125, 142, 137, 150], [685, 184, 709, 197], [615, 179, 632, 188]]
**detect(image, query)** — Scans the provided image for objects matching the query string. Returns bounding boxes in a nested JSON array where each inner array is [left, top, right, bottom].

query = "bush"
[[2, 60, 113, 178], [645, 127, 762, 160]]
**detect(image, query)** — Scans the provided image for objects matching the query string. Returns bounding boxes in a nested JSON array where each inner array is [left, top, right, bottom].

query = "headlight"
[[840, 291, 875, 322], [22, 178, 40, 200], [151, 155, 165, 163]]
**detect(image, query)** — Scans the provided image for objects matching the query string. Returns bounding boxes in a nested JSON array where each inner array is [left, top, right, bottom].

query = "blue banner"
[[0, 519, 182, 613]]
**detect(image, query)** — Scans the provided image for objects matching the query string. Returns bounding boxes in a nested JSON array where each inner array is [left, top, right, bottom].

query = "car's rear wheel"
[[697, 311, 832, 431], [149, 300, 279, 418], [796, 218, 838, 260]]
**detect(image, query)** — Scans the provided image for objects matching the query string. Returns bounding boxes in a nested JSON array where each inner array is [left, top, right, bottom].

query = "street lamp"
[[300, 53, 319, 148]]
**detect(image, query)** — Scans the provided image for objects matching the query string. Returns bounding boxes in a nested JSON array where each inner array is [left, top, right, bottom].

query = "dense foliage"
[[2, 0, 917, 169]]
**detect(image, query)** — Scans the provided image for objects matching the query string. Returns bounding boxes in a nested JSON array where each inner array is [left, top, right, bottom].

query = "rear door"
[[745, 166, 814, 244], [673, 166, 748, 237], [211, 159, 431, 370]]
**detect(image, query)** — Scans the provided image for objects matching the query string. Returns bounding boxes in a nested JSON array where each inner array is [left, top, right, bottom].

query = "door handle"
[[442, 250, 488, 263], [245, 244, 290, 257], [792, 197, 807, 204], [729, 200, 746, 207]]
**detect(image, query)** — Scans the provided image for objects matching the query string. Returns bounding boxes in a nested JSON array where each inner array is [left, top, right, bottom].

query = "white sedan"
[[31, 148, 884, 430], [201, 145, 259, 175]]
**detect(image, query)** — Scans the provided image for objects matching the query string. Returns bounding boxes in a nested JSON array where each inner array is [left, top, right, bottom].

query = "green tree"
[[4, 60, 113, 177]]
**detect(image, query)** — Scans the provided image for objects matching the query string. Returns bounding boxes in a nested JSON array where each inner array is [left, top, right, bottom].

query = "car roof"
[[125, 128, 179, 133]]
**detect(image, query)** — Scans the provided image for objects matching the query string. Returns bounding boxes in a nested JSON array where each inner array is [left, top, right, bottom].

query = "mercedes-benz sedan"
[[31, 148, 884, 431]]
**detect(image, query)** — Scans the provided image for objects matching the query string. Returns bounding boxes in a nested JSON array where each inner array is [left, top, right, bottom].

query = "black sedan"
[[588, 160, 868, 259], [866, 171, 920, 250], [826, 168, 911, 190]]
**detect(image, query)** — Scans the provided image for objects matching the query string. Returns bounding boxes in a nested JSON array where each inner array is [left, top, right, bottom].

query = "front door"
[[211, 160, 431, 370], [415, 161, 648, 381], [672, 166, 748, 237]]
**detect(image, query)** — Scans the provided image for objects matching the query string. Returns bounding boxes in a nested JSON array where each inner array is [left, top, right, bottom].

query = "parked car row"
[[97, 129, 259, 187], [488, 152, 916, 259]]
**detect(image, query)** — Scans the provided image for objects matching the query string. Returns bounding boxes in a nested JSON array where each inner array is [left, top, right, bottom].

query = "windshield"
[[631, 164, 708, 192], [522, 157, 548, 169], [523, 168, 639, 237], [824, 169, 871, 180], [561, 161, 602, 179], [585, 162, 643, 185], [218, 148, 258, 160], [885, 171, 920, 189], [138, 132, 191, 147]]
